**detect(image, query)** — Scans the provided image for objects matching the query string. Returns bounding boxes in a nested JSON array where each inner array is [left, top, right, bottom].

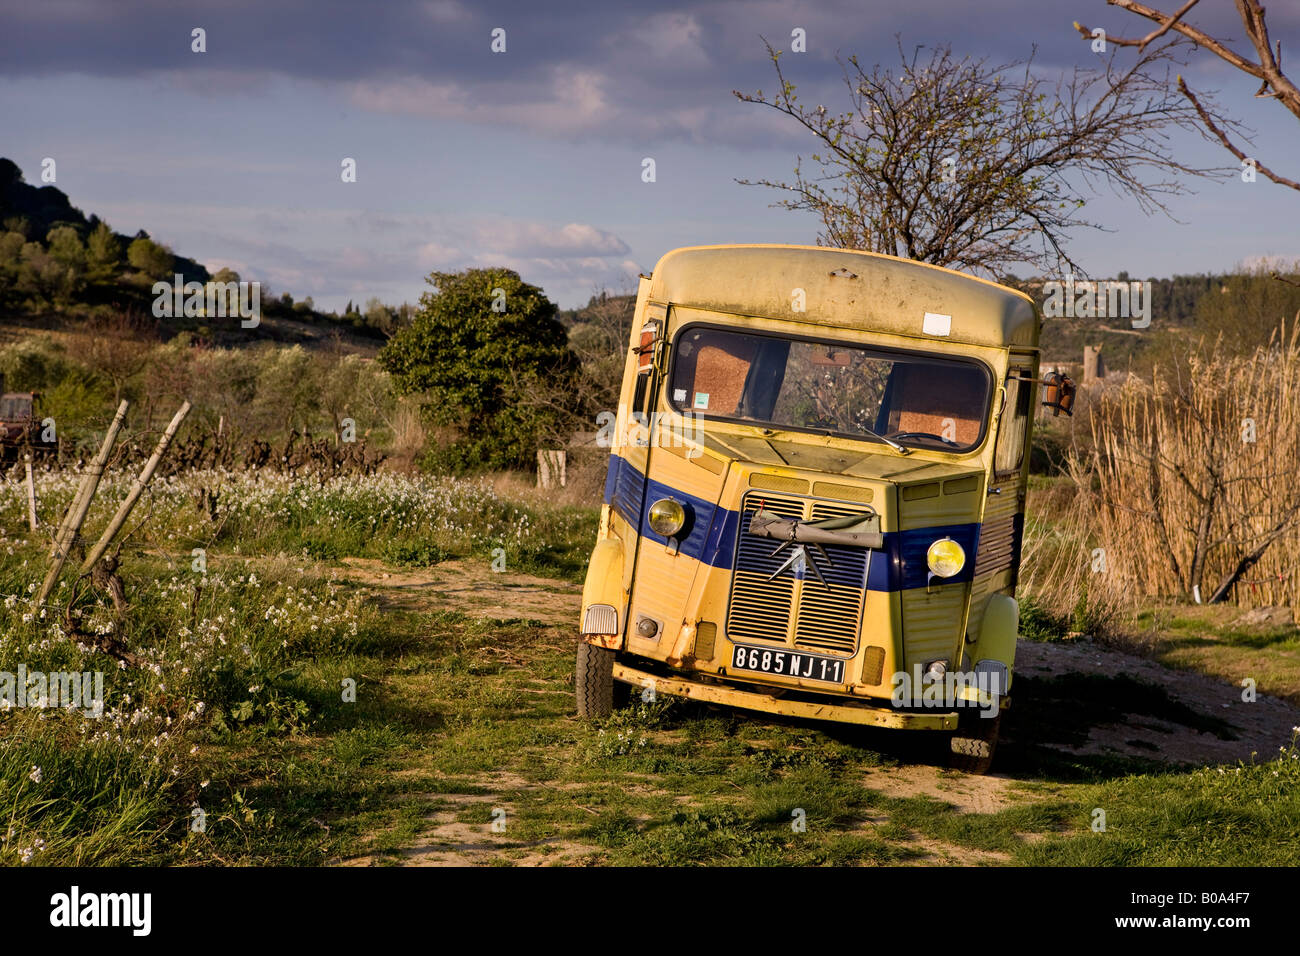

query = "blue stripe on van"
[[601, 454, 981, 592]]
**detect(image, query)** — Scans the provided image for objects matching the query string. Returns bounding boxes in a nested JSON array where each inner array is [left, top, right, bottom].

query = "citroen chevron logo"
[[768, 541, 832, 589]]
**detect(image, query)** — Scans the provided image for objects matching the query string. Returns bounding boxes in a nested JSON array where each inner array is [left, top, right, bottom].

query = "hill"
[[0, 157, 389, 347]]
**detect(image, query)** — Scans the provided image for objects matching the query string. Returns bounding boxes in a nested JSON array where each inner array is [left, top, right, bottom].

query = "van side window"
[[632, 369, 651, 413], [994, 368, 1032, 475]]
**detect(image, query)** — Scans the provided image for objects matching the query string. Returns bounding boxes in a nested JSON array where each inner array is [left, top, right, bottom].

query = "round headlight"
[[648, 498, 687, 538], [926, 537, 966, 578]]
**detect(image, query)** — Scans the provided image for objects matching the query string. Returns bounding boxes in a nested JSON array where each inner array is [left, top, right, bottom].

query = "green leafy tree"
[[0, 231, 24, 307], [364, 296, 396, 335], [1193, 264, 1300, 356], [17, 241, 72, 306], [46, 224, 86, 280], [85, 221, 122, 284], [126, 236, 174, 281], [2, 216, 32, 240], [379, 268, 579, 471], [43, 226, 88, 304]]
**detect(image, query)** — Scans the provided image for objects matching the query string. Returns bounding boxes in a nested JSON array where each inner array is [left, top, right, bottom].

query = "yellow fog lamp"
[[926, 537, 966, 579], [648, 498, 688, 538]]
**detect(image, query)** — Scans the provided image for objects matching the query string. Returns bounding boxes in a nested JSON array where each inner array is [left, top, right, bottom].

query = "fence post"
[[24, 454, 38, 531], [1083, 345, 1105, 384], [537, 449, 566, 489], [38, 400, 129, 607], [79, 401, 191, 577]]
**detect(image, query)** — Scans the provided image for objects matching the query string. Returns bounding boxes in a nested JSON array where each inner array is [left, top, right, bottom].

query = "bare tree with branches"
[[734, 38, 1236, 276], [1075, 0, 1300, 191]]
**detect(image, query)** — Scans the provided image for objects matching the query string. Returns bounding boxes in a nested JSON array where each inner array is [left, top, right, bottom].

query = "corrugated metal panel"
[[795, 501, 872, 653], [966, 482, 1022, 639], [973, 513, 1017, 577], [725, 492, 871, 655], [901, 584, 967, 669], [726, 495, 802, 644]]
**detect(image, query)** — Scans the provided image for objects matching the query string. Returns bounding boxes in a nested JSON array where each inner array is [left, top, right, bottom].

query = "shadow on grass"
[[996, 672, 1235, 782], [647, 669, 1239, 785]]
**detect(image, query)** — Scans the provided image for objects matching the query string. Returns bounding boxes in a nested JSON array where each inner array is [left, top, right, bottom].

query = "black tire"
[[576, 642, 616, 719], [947, 711, 1002, 774]]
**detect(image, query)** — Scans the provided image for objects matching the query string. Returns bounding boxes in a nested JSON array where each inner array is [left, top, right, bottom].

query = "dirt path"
[[332, 558, 1300, 866], [337, 774, 604, 868], [336, 556, 582, 621], [1015, 639, 1300, 766]]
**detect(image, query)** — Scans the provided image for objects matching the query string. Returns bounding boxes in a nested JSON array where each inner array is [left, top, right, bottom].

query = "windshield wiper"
[[810, 422, 909, 455], [761, 419, 910, 455], [861, 424, 910, 455]]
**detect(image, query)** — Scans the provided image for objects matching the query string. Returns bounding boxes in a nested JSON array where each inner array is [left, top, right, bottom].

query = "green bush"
[[379, 268, 580, 472]]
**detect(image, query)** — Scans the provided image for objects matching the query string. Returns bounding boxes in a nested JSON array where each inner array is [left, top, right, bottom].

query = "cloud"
[[348, 65, 615, 137], [612, 11, 712, 67], [420, 0, 472, 24], [472, 220, 630, 258], [9, 0, 1234, 148], [87, 198, 638, 307]]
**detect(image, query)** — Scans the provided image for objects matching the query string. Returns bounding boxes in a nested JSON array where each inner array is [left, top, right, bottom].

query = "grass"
[[1124, 606, 1300, 707], [0, 468, 600, 586], [2, 470, 1299, 867]]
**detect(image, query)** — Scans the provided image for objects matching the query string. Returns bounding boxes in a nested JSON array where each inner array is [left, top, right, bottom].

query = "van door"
[[977, 357, 1036, 592], [610, 301, 668, 613]]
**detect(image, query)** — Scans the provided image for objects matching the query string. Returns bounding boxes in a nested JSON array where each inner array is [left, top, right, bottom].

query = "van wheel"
[[576, 642, 627, 718], [947, 712, 1001, 774]]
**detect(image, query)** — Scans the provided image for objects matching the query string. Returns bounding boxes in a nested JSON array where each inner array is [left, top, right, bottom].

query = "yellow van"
[[576, 244, 1061, 773]]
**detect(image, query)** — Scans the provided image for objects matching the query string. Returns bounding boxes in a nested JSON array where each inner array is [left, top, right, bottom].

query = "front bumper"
[[612, 662, 959, 730]]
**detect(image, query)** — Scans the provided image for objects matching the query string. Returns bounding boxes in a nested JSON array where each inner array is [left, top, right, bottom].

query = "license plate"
[[731, 643, 846, 684]]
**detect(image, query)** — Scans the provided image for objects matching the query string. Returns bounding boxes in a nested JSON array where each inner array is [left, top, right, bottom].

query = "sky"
[[2, 0, 1298, 312]]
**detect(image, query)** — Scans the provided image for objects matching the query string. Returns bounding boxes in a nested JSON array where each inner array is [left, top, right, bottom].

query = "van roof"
[[648, 244, 1039, 350]]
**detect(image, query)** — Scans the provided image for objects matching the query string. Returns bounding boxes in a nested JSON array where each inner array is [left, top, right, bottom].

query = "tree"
[[1075, 0, 1300, 191], [253, 345, 321, 434], [126, 236, 173, 281], [734, 39, 1230, 275], [364, 297, 396, 335], [1192, 262, 1300, 355], [80, 311, 154, 405], [46, 225, 86, 269], [2, 216, 32, 240], [17, 240, 73, 306], [85, 221, 122, 284], [565, 288, 635, 421], [44, 225, 87, 304], [0, 230, 25, 306], [378, 268, 579, 471]]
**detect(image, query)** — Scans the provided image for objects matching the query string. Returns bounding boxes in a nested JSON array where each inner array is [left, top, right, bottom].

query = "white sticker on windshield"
[[673, 388, 687, 403], [923, 312, 952, 336], [693, 392, 710, 410]]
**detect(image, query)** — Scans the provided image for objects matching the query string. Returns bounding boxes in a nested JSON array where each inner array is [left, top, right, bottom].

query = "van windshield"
[[667, 326, 991, 451]]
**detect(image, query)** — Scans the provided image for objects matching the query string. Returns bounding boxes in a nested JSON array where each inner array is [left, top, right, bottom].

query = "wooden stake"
[[79, 401, 191, 577], [38, 400, 129, 607], [24, 455, 37, 531]]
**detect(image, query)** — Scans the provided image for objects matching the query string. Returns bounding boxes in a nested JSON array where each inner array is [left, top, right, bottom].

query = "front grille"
[[725, 491, 873, 655]]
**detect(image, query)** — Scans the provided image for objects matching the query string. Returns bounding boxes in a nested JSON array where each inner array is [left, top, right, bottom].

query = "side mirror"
[[636, 321, 659, 375], [1041, 370, 1076, 417]]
